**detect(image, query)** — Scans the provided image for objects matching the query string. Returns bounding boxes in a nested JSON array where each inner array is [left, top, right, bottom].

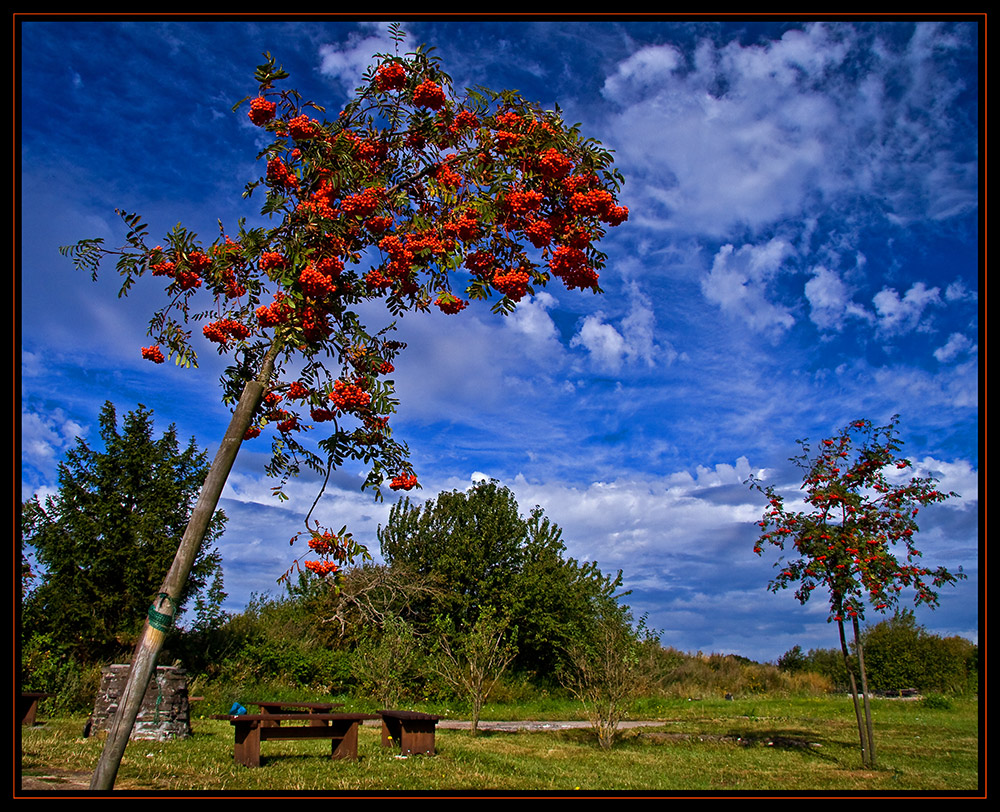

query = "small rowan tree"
[[61, 26, 628, 790], [748, 415, 965, 769]]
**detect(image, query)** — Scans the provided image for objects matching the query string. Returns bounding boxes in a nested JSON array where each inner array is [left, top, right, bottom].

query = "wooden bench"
[[20, 692, 55, 726], [378, 710, 439, 756], [214, 713, 377, 767]]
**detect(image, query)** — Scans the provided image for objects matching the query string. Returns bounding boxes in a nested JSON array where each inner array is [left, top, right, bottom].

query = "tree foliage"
[[859, 610, 978, 695], [20, 402, 226, 666], [750, 415, 964, 623], [62, 34, 629, 562], [749, 415, 967, 768], [562, 602, 650, 749], [378, 479, 625, 678]]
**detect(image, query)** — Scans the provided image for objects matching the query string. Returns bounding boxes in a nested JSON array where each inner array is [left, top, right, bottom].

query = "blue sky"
[[18, 18, 980, 663]]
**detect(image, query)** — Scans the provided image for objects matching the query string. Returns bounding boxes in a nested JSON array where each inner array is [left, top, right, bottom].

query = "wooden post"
[[89, 341, 279, 791]]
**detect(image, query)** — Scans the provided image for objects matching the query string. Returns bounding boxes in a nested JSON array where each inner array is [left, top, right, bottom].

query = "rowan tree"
[[60, 27, 628, 789], [748, 415, 965, 768]]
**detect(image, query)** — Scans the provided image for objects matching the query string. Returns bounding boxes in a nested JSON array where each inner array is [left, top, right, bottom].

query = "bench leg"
[[381, 717, 403, 749], [400, 722, 436, 756], [331, 722, 359, 760], [233, 722, 262, 768]]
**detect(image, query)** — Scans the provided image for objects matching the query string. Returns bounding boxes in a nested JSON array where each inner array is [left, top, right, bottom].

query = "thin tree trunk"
[[852, 615, 877, 769], [90, 340, 280, 791], [837, 616, 870, 768]]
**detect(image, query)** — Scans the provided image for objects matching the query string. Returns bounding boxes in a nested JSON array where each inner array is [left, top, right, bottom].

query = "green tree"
[[749, 416, 965, 768], [378, 479, 624, 679], [432, 605, 518, 736], [379, 480, 525, 632], [20, 402, 226, 667]]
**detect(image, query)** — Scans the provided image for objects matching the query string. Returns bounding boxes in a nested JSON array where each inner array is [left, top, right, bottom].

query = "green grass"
[[19, 696, 980, 794]]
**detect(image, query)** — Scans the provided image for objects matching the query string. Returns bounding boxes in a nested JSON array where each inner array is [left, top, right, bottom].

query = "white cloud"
[[569, 285, 667, 372], [702, 240, 795, 333], [805, 265, 873, 332], [873, 282, 942, 335], [21, 408, 88, 498], [933, 332, 974, 363], [602, 23, 977, 238], [571, 312, 627, 371]]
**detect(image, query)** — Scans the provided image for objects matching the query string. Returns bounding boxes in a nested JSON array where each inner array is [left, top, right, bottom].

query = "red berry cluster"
[[260, 251, 286, 272], [435, 292, 468, 314], [256, 294, 291, 328], [537, 147, 573, 179], [141, 345, 165, 364], [286, 381, 310, 399], [248, 97, 276, 126], [299, 264, 335, 299], [287, 114, 322, 140], [412, 79, 446, 110], [389, 472, 419, 491], [310, 407, 336, 422], [341, 186, 383, 218], [549, 245, 599, 290], [492, 269, 531, 301], [329, 379, 371, 412], [375, 61, 407, 92], [304, 560, 339, 577], [267, 158, 299, 191], [203, 318, 250, 346]]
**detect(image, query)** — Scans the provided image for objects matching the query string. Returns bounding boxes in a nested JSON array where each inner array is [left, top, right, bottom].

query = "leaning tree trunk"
[[852, 615, 877, 769], [90, 341, 279, 792], [837, 616, 871, 768]]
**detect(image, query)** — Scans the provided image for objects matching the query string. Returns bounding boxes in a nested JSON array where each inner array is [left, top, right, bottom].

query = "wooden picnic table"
[[378, 710, 439, 756], [213, 712, 377, 767]]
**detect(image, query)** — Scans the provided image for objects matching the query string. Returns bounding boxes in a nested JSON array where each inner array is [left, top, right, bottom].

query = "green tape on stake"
[[147, 594, 177, 632]]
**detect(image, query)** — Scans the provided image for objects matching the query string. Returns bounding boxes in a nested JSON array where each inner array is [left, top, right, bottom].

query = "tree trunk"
[[852, 615, 877, 769], [89, 341, 279, 791], [838, 617, 870, 768]]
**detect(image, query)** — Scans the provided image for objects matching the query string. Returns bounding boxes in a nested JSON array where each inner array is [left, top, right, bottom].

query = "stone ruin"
[[88, 664, 192, 741]]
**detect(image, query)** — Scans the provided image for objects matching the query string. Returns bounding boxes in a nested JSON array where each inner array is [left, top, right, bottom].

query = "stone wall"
[[89, 664, 192, 741]]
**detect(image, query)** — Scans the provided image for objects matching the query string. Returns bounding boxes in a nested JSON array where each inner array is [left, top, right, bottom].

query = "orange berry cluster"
[[329, 379, 371, 412], [304, 560, 339, 577], [390, 472, 419, 491], [141, 345, 165, 364], [203, 318, 250, 346], [412, 79, 446, 110], [248, 96, 276, 126], [375, 61, 407, 92]]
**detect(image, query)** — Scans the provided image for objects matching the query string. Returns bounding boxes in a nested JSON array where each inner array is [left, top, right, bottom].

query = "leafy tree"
[[379, 480, 526, 629], [20, 402, 226, 667], [776, 644, 809, 673], [379, 479, 624, 678], [353, 614, 423, 708], [749, 415, 966, 768], [60, 27, 628, 789]]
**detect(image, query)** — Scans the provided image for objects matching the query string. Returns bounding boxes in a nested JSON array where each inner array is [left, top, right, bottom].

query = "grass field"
[[19, 696, 980, 795]]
